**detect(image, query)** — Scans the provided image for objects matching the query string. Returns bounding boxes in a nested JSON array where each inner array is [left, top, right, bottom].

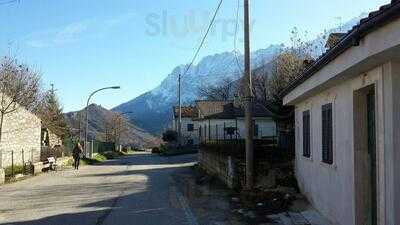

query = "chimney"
[[325, 33, 346, 49]]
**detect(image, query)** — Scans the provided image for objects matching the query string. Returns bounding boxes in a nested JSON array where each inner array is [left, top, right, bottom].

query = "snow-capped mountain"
[[113, 45, 282, 134], [113, 14, 366, 134]]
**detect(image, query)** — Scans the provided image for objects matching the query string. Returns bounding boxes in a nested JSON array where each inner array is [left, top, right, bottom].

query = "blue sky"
[[0, 0, 390, 112]]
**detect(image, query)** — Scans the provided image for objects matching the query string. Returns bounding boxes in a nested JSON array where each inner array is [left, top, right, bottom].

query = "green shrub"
[[151, 147, 161, 154], [94, 154, 107, 161], [4, 165, 24, 178], [162, 130, 177, 142]]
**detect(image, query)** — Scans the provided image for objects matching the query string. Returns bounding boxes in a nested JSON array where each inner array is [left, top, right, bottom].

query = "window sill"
[[319, 161, 337, 170], [301, 155, 313, 162]]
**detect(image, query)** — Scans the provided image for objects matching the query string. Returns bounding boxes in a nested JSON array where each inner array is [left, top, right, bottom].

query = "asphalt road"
[[0, 153, 199, 225]]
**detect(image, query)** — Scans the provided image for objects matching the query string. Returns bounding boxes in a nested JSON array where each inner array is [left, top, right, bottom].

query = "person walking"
[[72, 142, 83, 170]]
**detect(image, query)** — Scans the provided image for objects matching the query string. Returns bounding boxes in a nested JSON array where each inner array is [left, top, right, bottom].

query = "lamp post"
[[85, 86, 120, 157]]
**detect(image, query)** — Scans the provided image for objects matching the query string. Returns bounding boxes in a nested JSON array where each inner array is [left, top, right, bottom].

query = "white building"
[[172, 106, 199, 145], [283, 2, 400, 225], [195, 100, 277, 143]]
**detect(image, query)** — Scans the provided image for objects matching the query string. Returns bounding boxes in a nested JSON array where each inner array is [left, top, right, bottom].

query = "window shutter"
[[302, 110, 311, 158], [322, 103, 333, 164]]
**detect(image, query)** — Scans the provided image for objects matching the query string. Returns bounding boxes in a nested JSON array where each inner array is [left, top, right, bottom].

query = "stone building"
[[0, 102, 42, 168], [41, 127, 63, 148]]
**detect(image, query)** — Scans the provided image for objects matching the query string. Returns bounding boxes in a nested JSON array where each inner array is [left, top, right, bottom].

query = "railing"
[[1, 149, 37, 178]]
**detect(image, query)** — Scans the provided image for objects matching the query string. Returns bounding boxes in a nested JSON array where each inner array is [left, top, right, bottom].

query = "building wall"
[[0, 104, 41, 168], [173, 117, 199, 145], [293, 62, 400, 225], [198, 150, 235, 188], [197, 118, 276, 142], [48, 130, 62, 148]]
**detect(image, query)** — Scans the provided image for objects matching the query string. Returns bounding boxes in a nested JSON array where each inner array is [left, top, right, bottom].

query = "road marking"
[[174, 187, 199, 225], [131, 208, 166, 214]]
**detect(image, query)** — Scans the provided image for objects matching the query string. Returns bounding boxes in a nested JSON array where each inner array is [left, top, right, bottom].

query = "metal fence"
[[0, 149, 38, 177]]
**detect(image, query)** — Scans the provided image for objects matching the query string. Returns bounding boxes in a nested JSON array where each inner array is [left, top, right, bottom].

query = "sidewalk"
[[173, 165, 332, 225]]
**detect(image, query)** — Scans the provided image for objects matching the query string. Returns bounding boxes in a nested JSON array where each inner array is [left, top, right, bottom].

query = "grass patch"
[[4, 165, 24, 178], [64, 151, 131, 167], [159, 146, 198, 156]]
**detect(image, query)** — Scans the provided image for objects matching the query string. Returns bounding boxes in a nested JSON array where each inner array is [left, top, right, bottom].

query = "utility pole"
[[178, 74, 182, 147], [243, 0, 254, 189]]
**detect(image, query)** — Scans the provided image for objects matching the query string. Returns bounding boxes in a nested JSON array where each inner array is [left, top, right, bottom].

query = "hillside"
[[64, 104, 162, 148]]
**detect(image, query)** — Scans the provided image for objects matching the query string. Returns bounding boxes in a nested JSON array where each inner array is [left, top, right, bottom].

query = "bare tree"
[[103, 113, 128, 145], [197, 77, 236, 101], [0, 57, 41, 142]]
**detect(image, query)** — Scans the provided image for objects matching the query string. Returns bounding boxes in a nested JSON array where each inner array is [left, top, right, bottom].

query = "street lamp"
[[85, 86, 120, 157]]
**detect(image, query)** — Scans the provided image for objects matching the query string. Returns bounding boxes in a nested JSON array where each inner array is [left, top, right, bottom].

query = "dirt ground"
[[173, 165, 332, 225]]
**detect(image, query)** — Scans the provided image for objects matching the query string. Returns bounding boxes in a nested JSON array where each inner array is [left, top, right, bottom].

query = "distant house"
[[195, 100, 277, 143], [282, 2, 400, 225], [172, 106, 199, 145], [41, 126, 63, 148]]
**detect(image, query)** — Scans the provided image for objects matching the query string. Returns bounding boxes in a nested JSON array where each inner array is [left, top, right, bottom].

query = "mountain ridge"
[[64, 104, 162, 148], [114, 14, 367, 134]]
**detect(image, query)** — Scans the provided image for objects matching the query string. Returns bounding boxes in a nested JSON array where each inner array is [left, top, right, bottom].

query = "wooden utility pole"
[[178, 74, 182, 147], [243, 0, 254, 189]]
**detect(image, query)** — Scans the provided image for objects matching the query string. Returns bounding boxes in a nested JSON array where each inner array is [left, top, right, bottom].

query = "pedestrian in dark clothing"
[[73, 142, 83, 170]]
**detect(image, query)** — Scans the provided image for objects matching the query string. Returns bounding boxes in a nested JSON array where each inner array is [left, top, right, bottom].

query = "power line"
[[181, 0, 224, 77], [233, 0, 243, 74]]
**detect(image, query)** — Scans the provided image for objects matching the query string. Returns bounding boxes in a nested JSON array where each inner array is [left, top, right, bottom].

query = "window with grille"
[[322, 103, 333, 164], [187, 123, 194, 131], [302, 110, 311, 158]]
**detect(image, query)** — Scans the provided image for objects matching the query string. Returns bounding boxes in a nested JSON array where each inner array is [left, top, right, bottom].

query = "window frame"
[[302, 110, 311, 158], [321, 103, 334, 165], [187, 123, 194, 132]]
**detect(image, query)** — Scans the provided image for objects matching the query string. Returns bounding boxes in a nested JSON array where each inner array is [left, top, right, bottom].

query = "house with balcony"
[[195, 100, 277, 143]]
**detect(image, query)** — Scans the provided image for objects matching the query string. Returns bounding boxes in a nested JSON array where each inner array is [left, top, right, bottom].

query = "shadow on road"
[[94, 153, 197, 166], [2, 154, 197, 225]]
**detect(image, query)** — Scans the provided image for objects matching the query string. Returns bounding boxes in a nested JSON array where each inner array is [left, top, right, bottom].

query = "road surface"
[[0, 153, 199, 225]]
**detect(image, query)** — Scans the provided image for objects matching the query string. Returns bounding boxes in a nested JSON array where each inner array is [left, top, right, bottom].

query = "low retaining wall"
[[33, 162, 43, 175], [0, 168, 4, 184], [198, 150, 236, 188]]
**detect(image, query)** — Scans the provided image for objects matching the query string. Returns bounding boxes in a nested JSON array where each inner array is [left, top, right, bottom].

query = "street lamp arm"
[[84, 86, 120, 158], [86, 86, 121, 107]]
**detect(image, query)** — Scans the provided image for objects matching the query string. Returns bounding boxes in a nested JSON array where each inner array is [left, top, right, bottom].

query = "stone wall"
[[0, 103, 41, 168], [48, 129, 62, 148], [198, 149, 235, 188]]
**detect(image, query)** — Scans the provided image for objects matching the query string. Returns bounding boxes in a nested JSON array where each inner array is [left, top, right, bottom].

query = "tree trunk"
[[0, 113, 3, 168], [0, 113, 4, 143]]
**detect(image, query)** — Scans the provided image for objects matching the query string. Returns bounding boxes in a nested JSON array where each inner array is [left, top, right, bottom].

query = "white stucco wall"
[[173, 117, 199, 145], [293, 62, 400, 225], [284, 15, 400, 225]]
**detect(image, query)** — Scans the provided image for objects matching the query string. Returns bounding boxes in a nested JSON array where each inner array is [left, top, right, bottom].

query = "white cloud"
[[24, 13, 136, 48]]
